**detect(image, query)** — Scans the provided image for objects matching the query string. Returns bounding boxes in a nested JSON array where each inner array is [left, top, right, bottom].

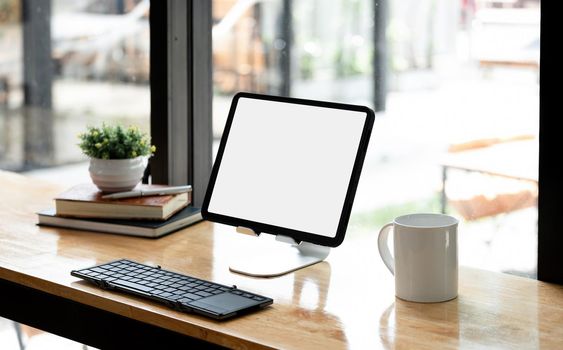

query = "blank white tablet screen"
[[207, 97, 367, 238]]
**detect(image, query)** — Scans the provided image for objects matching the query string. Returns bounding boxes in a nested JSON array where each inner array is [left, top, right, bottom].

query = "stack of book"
[[37, 183, 201, 238]]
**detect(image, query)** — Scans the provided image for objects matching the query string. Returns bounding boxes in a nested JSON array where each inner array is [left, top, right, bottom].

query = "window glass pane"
[[212, 0, 540, 277], [0, 0, 150, 185]]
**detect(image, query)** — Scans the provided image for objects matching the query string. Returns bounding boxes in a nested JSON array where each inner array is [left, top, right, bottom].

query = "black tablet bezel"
[[201, 92, 374, 247]]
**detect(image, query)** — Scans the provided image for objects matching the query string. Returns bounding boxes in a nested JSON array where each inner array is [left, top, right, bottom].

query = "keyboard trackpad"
[[190, 293, 258, 315]]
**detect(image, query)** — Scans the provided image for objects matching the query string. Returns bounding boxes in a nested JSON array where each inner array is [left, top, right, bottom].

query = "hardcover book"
[[55, 183, 190, 220], [38, 206, 202, 238]]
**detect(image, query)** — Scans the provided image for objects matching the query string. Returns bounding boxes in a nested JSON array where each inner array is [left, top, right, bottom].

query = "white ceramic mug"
[[378, 213, 459, 303]]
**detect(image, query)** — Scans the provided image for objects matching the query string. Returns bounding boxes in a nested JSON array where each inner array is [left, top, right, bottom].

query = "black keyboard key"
[[110, 279, 155, 293], [182, 293, 203, 301], [178, 297, 195, 304], [195, 291, 212, 298]]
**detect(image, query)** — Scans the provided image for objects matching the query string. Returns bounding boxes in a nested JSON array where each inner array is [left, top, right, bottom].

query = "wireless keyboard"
[[71, 259, 273, 320]]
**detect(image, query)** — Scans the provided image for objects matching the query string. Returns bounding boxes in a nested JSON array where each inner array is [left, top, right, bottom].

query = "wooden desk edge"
[[0, 266, 273, 350]]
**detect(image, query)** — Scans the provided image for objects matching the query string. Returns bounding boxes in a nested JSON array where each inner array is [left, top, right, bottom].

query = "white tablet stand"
[[229, 227, 331, 278]]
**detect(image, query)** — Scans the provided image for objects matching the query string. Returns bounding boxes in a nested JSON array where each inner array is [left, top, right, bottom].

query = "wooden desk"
[[1, 170, 562, 349]]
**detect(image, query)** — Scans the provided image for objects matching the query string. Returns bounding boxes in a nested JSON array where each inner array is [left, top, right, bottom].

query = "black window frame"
[[150, 1, 562, 284], [149, 0, 212, 209], [537, 2, 560, 284]]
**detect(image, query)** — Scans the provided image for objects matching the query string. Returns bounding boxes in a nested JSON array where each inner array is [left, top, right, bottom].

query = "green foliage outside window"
[[0, 0, 19, 24]]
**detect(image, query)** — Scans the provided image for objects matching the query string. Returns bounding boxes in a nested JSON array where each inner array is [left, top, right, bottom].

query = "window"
[[211, 0, 541, 278], [2, 0, 557, 282], [0, 0, 150, 184]]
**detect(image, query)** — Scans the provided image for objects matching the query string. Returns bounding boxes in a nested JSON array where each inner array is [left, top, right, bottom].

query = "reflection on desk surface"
[[1, 170, 563, 349]]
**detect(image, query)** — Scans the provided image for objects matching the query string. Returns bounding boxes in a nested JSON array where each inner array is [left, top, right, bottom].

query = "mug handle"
[[378, 223, 395, 275]]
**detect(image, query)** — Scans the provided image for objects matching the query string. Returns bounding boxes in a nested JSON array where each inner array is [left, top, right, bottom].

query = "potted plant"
[[78, 124, 155, 193]]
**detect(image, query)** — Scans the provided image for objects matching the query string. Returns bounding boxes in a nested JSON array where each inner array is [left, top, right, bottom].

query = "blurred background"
[[0, 0, 541, 347], [0, 0, 539, 279]]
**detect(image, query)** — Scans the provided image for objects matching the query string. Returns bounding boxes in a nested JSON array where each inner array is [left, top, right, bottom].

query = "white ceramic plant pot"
[[89, 156, 148, 193]]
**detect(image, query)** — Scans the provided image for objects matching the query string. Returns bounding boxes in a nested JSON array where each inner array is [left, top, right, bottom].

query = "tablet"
[[202, 92, 374, 247]]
